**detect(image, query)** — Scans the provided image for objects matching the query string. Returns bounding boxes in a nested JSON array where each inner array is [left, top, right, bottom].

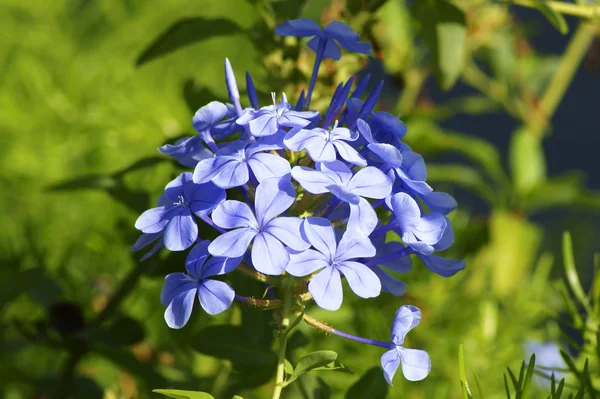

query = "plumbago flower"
[[132, 18, 465, 391]]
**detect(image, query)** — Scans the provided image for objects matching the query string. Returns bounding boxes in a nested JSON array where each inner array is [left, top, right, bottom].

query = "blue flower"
[[381, 306, 431, 384], [367, 234, 412, 296], [275, 19, 372, 60], [291, 161, 392, 234], [131, 231, 164, 261], [134, 173, 226, 251], [208, 176, 309, 275], [284, 125, 366, 166], [158, 136, 213, 168], [286, 217, 381, 310], [193, 140, 291, 189], [237, 93, 319, 137], [161, 240, 241, 329]]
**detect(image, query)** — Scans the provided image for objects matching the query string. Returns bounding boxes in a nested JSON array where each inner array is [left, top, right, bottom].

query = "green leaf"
[[345, 367, 389, 399], [413, 0, 467, 90], [84, 317, 145, 346], [232, 396, 244, 399], [285, 350, 350, 385], [532, 0, 569, 34], [459, 345, 473, 399], [0, 267, 43, 310], [136, 18, 245, 66], [562, 232, 591, 312], [313, 377, 332, 399], [426, 164, 497, 206], [519, 354, 536, 399], [510, 128, 546, 197], [473, 371, 485, 399], [284, 359, 294, 376], [191, 325, 277, 369], [152, 389, 214, 399]]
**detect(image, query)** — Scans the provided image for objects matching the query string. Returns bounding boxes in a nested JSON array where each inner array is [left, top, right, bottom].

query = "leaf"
[[285, 350, 350, 385], [345, 367, 389, 399], [85, 317, 145, 346], [532, 0, 569, 34], [136, 18, 244, 66], [191, 325, 277, 369], [284, 359, 294, 376], [313, 377, 332, 399], [510, 127, 546, 197], [0, 267, 43, 310], [153, 389, 214, 399], [519, 354, 536, 399], [426, 164, 497, 206], [562, 232, 591, 312], [413, 0, 467, 90], [473, 371, 485, 399], [459, 345, 473, 399]]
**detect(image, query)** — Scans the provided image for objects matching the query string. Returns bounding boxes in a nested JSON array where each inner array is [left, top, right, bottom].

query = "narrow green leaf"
[[555, 378, 565, 398], [573, 383, 586, 399], [520, 354, 536, 399], [557, 281, 584, 328], [581, 360, 596, 399], [473, 371, 485, 399], [532, 0, 569, 34], [559, 350, 580, 379], [507, 368, 519, 392], [152, 389, 214, 399], [284, 359, 294, 376], [136, 18, 244, 66], [510, 128, 546, 196], [504, 374, 512, 399], [285, 350, 340, 385], [563, 232, 591, 312], [412, 0, 467, 90], [458, 345, 472, 399]]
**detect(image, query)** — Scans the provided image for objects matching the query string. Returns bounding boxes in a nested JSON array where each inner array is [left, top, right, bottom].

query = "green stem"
[[272, 278, 294, 399], [509, 0, 600, 19], [529, 22, 597, 136]]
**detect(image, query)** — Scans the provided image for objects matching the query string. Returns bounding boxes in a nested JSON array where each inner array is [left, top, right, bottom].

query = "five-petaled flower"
[[161, 240, 241, 329], [208, 176, 309, 275], [381, 306, 431, 384], [134, 173, 225, 251], [286, 217, 381, 310]]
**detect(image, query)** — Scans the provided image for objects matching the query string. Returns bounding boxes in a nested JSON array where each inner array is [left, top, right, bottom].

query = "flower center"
[[174, 195, 188, 207]]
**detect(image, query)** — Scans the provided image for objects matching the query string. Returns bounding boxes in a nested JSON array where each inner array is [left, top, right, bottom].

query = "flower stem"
[[272, 277, 294, 399], [509, 0, 600, 19], [305, 39, 327, 109]]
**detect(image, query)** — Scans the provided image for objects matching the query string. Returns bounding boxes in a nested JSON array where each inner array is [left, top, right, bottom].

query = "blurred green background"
[[1, 0, 599, 398]]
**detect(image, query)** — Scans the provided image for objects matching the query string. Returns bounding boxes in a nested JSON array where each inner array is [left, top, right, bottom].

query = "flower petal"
[[185, 240, 210, 278], [309, 267, 343, 311], [193, 101, 229, 132], [286, 249, 329, 277], [301, 217, 337, 259], [193, 156, 238, 184], [417, 254, 465, 277], [399, 348, 431, 381], [346, 167, 392, 199], [186, 182, 226, 217], [160, 273, 197, 306], [291, 166, 334, 194], [247, 153, 291, 182], [348, 197, 378, 235], [264, 217, 310, 251], [284, 128, 323, 152], [211, 200, 258, 229], [164, 210, 198, 251], [202, 256, 242, 278], [381, 348, 401, 386], [275, 18, 322, 37], [390, 193, 421, 233], [198, 279, 235, 315], [135, 206, 173, 234], [254, 176, 295, 226], [332, 141, 367, 166], [335, 230, 376, 261], [308, 36, 341, 60], [209, 228, 257, 258], [248, 112, 278, 137], [251, 232, 289, 275], [423, 191, 457, 215], [368, 143, 403, 168], [164, 288, 197, 329], [356, 118, 374, 144], [212, 160, 250, 189], [316, 161, 353, 186], [371, 266, 407, 296], [414, 213, 447, 245], [390, 305, 422, 345], [336, 261, 381, 299], [305, 140, 337, 163], [279, 110, 317, 128]]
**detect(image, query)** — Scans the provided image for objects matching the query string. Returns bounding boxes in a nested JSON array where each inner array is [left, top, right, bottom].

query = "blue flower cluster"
[[133, 18, 464, 384]]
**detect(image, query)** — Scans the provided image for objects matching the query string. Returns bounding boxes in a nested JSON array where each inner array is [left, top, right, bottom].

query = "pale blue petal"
[[423, 191, 457, 215], [336, 261, 381, 298], [333, 141, 367, 166], [164, 288, 197, 329], [306, 140, 337, 163], [346, 167, 392, 199], [399, 348, 431, 381], [208, 228, 257, 258], [327, 185, 361, 205], [161, 273, 197, 306], [264, 217, 310, 251], [164, 172, 192, 201], [212, 160, 250, 189], [193, 156, 238, 184], [335, 230, 376, 261], [284, 128, 322, 151], [414, 213, 447, 244], [248, 112, 278, 137], [381, 348, 401, 385], [198, 279, 235, 315], [186, 182, 226, 217], [279, 110, 317, 128], [135, 206, 172, 233], [251, 232, 289, 275], [390, 193, 421, 233], [301, 217, 337, 259], [433, 220, 454, 252], [329, 127, 356, 141], [211, 200, 258, 229], [202, 256, 242, 278], [185, 240, 210, 278], [164, 210, 197, 251], [247, 153, 291, 182], [371, 111, 407, 142], [368, 143, 403, 168], [309, 267, 343, 311], [356, 118, 374, 144], [254, 176, 295, 226], [417, 254, 465, 277], [316, 161, 353, 186], [372, 267, 407, 296], [193, 101, 229, 132], [291, 166, 334, 194], [391, 305, 422, 345], [286, 249, 330, 276], [348, 197, 378, 235]]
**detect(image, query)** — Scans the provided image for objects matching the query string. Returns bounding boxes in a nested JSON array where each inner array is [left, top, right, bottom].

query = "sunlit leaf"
[[153, 389, 214, 399], [285, 350, 350, 385], [510, 127, 546, 197], [532, 0, 569, 34]]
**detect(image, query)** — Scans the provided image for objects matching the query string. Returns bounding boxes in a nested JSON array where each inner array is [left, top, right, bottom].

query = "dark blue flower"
[[161, 240, 241, 328], [135, 173, 226, 251], [275, 19, 372, 60]]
